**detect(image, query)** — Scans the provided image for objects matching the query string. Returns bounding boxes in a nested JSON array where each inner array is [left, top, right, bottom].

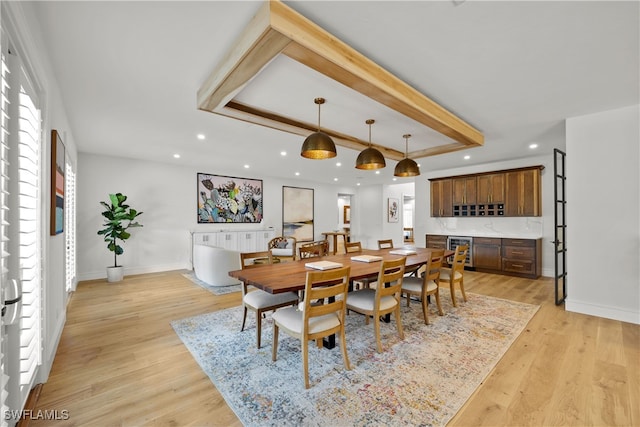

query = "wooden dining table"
[[229, 247, 453, 348], [228, 247, 454, 295]]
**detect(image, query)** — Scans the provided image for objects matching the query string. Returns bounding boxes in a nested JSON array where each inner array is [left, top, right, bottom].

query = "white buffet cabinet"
[[192, 229, 275, 253]]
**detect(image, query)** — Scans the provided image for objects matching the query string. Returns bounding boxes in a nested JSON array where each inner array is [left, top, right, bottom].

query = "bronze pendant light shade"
[[301, 98, 337, 159], [355, 119, 386, 170], [394, 134, 421, 177]]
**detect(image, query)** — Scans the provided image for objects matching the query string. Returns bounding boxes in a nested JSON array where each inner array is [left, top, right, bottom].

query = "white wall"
[[565, 104, 639, 324], [414, 154, 556, 276], [77, 153, 356, 280]]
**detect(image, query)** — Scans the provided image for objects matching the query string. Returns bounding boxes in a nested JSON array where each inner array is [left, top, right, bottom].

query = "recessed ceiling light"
[[281, 151, 287, 156], [464, 155, 470, 160], [295, 172, 300, 176], [197, 134, 205, 140], [392, 177, 397, 181], [375, 171, 380, 175], [334, 177, 338, 181], [244, 164, 250, 169], [529, 143, 538, 149], [173, 153, 180, 159], [336, 162, 341, 167], [356, 182, 361, 186]]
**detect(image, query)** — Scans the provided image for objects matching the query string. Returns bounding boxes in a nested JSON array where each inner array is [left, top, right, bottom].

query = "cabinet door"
[[473, 238, 502, 270], [505, 169, 541, 216], [452, 177, 477, 205], [255, 230, 275, 251], [477, 173, 504, 204], [237, 231, 256, 253], [431, 179, 452, 217], [426, 234, 447, 249], [216, 232, 238, 251]]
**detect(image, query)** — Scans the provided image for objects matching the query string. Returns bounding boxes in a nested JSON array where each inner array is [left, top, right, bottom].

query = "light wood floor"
[[32, 269, 639, 426]]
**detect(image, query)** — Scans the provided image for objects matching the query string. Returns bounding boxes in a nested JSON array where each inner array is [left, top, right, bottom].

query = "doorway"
[[337, 194, 353, 252], [403, 195, 415, 244]]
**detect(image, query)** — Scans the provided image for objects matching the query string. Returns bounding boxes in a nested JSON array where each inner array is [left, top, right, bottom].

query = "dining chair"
[[377, 239, 394, 249], [240, 250, 299, 348], [346, 257, 406, 353], [401, 249, 445, 324], [268, 236, 297, 262], [439, 245, 468, 307], [298, 241, 326, 259], [344, 241, 377, 290], [271, 266, 352, 389]]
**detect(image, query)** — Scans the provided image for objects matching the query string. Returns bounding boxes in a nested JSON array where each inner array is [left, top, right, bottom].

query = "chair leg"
[[271, 324, 279, 361], [435, 291, 444, 316], [421, 294, 429, 325], [460, 278, 468, 302], [339, 328, 351, 370], [256, 311, 262, 348], [303, 339, 310, 389], [395, 305, 405, 341], [450, 282, 458, 307], [406, 293, 411, 307], [374, 315, 383, 353], [240, 306, 248, 331]]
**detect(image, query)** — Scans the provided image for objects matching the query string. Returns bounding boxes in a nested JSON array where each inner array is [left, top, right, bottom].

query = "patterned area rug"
[[171, 289, 539, 426], [182, 271, 241, 295]]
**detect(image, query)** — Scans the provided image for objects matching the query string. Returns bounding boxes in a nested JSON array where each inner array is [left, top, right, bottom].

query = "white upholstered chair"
[[271, 266, 351, 389], [240, 250, 298, 348], [268, 236, 297, 261], [346, 257, 406, 353], [401, 249, 445, 324]]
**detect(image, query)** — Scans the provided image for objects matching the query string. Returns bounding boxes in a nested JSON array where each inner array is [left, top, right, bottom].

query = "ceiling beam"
[[197, 0, 484, 158]]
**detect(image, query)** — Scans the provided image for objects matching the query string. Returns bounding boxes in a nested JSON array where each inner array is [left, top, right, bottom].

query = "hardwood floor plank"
[[30, 269, 638, 426]]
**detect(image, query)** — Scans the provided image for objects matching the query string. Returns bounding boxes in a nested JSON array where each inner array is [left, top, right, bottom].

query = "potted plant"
[[97, 193, 143, 282]]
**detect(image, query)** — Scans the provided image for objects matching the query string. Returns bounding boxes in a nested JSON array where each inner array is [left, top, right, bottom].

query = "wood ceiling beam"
[[197, 0, 484, 159]]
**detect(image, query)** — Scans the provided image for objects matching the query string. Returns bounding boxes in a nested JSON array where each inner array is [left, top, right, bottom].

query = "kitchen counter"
[[425, 231, 543, 239]]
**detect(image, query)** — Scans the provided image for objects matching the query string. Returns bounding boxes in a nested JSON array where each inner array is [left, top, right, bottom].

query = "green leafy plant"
[[97, 193, 143, 268]]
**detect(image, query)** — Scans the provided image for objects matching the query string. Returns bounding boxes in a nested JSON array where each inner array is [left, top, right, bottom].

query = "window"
[[65, 162, 76, 292]]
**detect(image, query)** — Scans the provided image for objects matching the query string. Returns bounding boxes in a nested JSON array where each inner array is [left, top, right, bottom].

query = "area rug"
[[171, 289, 539, 426], [182, 271, 241, 295]]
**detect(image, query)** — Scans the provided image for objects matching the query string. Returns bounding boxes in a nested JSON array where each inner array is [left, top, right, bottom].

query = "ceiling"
[[32, 1, 639, 186]]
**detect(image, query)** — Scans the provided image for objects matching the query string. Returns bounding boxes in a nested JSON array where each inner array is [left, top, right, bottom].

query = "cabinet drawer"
[[503, 259, 535, 275], [503, 246, 535, 259], [502, 238, 535, 247], [426, 235, 447, 249], [474, 237, 501, 245]]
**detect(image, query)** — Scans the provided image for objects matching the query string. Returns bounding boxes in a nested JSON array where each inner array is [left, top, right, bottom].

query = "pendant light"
[[355, 119, 386, 170], [394, 134, 421, 177], [301, 97, 337, 159]]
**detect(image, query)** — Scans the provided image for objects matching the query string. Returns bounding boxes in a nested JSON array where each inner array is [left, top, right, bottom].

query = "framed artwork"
[[50, 130, 65, 235], [282, 186, 314, 242], [388, 197, 399, 223], [343, 205, 350, 224], [197, 173, 263, 223]]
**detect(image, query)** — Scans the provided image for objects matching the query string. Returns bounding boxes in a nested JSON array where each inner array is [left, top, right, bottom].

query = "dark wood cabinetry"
[[501, 238, 541, 278], [429, 166, 542, 217], [505, 168, 542, 216], [431, 179, 452, 217], [473, 237, 502, 270], [429, 234, 542, 278], [426, 234, 447, 250]]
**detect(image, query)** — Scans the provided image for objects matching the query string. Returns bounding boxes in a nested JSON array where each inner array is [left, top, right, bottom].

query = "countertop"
[[426, 232, 543, 239]]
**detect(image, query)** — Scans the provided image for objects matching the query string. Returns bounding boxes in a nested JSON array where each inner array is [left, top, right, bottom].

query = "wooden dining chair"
[[401, 249, 445, 324], [298, 241, 326, 259], [377, 239, 394, 249], [439, 245, 468, 307], [272, 266, 352, 389], [240, 250, 298, 348], [346, 257, 406, 353], [344, 241, 377, 290]]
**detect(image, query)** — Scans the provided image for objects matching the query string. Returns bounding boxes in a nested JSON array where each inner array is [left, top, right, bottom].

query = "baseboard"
[[566, 298, 640, 325], [78, 262, 190, 282]]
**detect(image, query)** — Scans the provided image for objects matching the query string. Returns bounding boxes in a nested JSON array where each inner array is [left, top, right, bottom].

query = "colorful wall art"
[[197, 173, 263, 223]]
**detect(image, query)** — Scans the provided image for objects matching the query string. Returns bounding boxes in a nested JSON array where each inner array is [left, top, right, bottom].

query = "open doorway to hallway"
[[337, 194, 352, 253], [403, 195, 415, 244]]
